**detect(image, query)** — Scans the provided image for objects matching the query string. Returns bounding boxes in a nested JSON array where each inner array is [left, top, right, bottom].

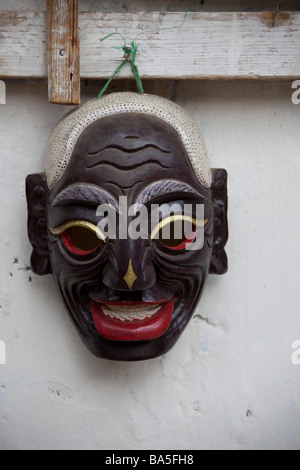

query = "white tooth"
[[101, 304, 162, 321], [105, 304, 159, 313]]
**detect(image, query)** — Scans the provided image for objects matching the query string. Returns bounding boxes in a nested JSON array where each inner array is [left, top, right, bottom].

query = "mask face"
[[26, 94, 228, 361]]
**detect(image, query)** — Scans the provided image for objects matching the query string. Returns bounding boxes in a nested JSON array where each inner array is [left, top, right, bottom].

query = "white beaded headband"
[[45, 92, 212, 189]]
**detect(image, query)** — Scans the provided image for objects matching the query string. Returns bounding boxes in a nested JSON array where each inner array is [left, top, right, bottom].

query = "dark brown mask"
[[26, 100, 228, 361]]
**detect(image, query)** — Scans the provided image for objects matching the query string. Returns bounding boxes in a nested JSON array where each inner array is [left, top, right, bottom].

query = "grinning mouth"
[[90, 299, 177, 342]]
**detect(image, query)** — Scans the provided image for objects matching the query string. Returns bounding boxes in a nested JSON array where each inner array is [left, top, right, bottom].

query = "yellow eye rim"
[[49, 216, 208, 244], [150, 215, 208, 240], [49, 220, 106, 243]]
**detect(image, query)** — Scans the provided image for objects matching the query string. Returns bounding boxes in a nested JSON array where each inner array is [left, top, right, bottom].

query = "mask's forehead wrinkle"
[[87, 143, 172, 158]]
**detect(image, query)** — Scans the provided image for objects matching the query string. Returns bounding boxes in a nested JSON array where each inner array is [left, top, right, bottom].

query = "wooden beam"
[[0, 11, 299, 81], [46, 0, 80, 104]]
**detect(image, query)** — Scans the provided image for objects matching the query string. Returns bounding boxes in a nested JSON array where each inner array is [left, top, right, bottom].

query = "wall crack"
[[193, 313, 225, 331]]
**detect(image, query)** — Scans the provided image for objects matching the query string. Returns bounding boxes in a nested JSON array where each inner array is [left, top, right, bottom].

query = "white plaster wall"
[[0, 77, 300, 451]]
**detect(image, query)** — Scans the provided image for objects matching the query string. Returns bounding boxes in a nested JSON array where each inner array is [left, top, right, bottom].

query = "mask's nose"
[[102, 238, 156, 291]]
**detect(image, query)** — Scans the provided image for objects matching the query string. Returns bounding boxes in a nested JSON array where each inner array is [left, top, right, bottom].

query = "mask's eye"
[[151, 216, 208, 251], [49, 221, 105, 255]]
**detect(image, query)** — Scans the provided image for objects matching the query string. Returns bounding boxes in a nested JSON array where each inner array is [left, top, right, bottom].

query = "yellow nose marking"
[[124, 259, 137, 290]]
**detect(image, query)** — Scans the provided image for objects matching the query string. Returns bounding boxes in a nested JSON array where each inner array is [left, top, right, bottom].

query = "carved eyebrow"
[[135, 180, 203, 205], [51, 184, 118, 210]]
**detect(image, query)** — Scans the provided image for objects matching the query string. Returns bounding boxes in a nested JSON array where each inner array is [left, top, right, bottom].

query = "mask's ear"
[[209, 169, 228, 275], [26, 173, 52, 275]]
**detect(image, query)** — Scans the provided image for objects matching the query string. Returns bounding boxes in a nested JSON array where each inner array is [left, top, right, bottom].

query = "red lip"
[[90, 299, 175, 342]]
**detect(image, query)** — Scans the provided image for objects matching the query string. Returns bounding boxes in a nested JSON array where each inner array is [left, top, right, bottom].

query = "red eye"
[[62, 226, 102, 255], [158, 220, 197, 251]]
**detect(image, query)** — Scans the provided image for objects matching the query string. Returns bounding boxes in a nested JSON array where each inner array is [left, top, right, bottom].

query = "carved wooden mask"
[[26, 92, 228, 361]]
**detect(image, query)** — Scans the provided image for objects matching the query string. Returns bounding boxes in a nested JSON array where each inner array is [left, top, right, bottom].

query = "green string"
[[97, 11, 192, 99], [97, 41, 143, 98]]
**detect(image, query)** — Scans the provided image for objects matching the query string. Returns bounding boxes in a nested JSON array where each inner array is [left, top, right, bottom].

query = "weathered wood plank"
[[0, 11, 299, 80], [46, 0, 80, 104]]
